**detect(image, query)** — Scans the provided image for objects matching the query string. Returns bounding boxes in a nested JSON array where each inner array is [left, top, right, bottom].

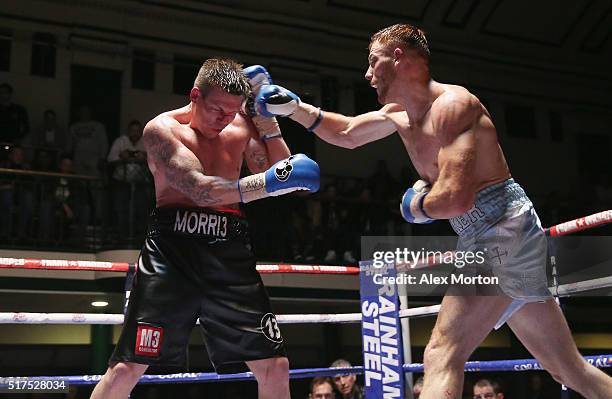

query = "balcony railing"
[[0, 164, 154, 251]]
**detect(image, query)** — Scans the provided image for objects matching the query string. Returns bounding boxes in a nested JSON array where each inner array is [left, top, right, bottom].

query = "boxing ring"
[[0, 209, 611, 397]]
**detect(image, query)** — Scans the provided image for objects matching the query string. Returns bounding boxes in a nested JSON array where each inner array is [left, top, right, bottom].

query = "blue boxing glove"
[[255, 84, 301, 117], [238, 154, 320, 203], [243, 65, 284, 141], [243, 65, 272, 93], [400, 180, 435, 224], [243, 65, 273, 117]]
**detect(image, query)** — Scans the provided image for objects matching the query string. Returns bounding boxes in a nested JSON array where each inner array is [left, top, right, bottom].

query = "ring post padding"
[[359, 260, 405, 399]]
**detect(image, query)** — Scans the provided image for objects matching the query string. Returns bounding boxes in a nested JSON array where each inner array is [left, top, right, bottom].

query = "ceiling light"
[[91, 301, 109, 307]]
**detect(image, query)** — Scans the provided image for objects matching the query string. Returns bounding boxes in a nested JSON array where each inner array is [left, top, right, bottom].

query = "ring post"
[[397, 273, 414, 397], [359, 260, 405, 399], [547, 234, 572, 399]]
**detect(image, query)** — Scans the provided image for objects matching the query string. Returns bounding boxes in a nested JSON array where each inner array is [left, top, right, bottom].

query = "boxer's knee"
[[265, 357, 290, 383], [253, 357, 289, 386], [105, 362, 147, 388]]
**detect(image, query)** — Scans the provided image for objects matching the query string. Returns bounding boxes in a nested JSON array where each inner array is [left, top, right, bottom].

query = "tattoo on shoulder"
[[145, 126, 224, 206], [144, 130, 172, 163]]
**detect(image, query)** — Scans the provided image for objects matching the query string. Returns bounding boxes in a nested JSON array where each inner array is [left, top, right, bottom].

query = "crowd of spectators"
[[0, 83, 151, 246], [305, 358, 364, 399], [46, 370, 571, 398], [1, 81, 610, 255], [412, 375, 546, 399]]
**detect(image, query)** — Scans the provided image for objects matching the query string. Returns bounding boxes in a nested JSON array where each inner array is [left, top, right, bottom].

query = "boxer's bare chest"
[[180, 125, 247, 181], [152, 123, 249, 208], [396, 112, 441, 182]]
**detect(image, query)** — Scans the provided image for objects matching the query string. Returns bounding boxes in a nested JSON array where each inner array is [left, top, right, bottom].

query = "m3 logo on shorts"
[[260, 313, 283, 343], [274, 156, 293, 182], [135, 323, 164, 357]]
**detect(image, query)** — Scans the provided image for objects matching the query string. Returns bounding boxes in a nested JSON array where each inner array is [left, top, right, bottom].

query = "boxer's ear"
[[189, 87, 200, 103], [393, 47, 404, 64]]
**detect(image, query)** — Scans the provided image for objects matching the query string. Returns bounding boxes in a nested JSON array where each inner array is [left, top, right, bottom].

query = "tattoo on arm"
[[249, 149, 269, 171], [144, 125, 235, 206], [179, 172, 238, 206]]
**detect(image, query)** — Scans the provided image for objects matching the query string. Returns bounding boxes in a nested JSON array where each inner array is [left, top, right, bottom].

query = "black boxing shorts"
[[110, 207, 286, 373]]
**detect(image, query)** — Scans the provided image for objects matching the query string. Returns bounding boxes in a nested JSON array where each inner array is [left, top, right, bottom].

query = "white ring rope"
[[2, 273, 609, 326], [0, 305, 443, 326], [551, 275, 612, 297]]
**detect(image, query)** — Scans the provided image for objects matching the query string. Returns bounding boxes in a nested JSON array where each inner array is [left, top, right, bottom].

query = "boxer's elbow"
[[340, 134, 360, 149], [171, 171, 235, 206], [193, 176, 238, 206], [428, 187, 474, 218], [446, 189, 474, 215], [316, 117, 362, 149], [336, 130, 365, 149]]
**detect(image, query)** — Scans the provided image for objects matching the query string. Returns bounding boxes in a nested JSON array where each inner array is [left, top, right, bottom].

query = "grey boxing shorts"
[[449, 179, 552, 329]]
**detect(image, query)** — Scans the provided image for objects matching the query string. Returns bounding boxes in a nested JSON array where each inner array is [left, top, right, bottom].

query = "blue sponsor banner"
[[359, 260, 405, 399]]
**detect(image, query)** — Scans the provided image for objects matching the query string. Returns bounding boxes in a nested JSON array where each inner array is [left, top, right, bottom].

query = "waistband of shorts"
[[449, 178, 528, 237], [473, 178, 526, 209], [147, 207, 248, 240]]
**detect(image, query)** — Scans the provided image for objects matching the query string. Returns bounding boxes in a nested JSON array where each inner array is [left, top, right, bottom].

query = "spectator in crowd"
[[22, 109, 68, 162], [38, 155, 87, 242], [337, 177, 360, 262], [107, 119, 150, 239], [357, 163, 396, 236], [0, 145, 35, 238], [321, 183, 341, 262], [320, 184, 357, 263], [527, 374, 550, 399], [413, 376, 424, 398], [69, 105, 108, 228], [0, 83, 29, 145], [370, 160, 403, 236], [0, 145, 29, 170], [69, 105, 108, 177], [32, 148, 55, 172], [309, 377, 335, 399], [107, 119, 147, 181], [473, 378, 504, 399], [368, 159, 397, 201], [330, 359, 364, 399], [354, 185, 373, 234], [288, 195, 317, 262]]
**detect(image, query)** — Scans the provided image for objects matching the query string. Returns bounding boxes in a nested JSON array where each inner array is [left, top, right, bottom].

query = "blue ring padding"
[[1, 355, 610, 386]]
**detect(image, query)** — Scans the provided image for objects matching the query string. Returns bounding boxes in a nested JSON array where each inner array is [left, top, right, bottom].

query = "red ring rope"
[[1, 210, 609, 274], [0, 258, 359, 274]]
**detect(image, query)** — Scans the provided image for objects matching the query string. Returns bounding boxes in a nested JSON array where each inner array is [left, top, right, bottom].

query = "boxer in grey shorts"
[[450, 178, 551, 329], [261, 22, 612, 399]]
